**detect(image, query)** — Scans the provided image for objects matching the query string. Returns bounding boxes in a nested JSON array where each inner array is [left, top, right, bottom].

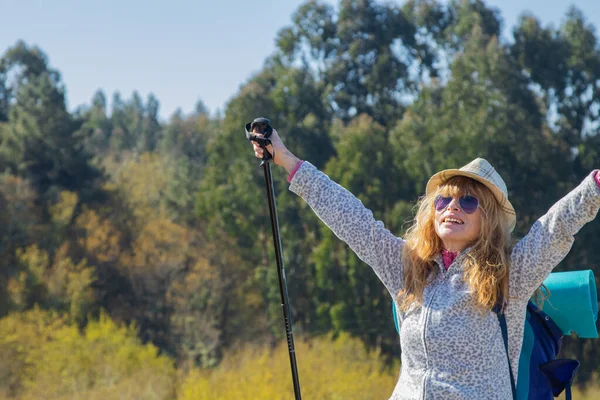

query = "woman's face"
[[433, 194, 482, 252]]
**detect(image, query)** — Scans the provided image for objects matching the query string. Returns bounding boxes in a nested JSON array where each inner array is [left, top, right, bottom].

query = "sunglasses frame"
[[434, 194, 480, 214]]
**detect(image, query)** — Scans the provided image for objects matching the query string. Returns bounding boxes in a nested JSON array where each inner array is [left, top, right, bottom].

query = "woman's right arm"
[[251, 129, 404, 295]]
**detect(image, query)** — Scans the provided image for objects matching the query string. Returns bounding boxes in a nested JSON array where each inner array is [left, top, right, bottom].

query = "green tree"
[[402, 0, 503, 75], [139, 93, 162, 152], [76, 90, 113, 156], [0, 174, 47, 318], [0, 41, 102, 202], [195, 61, 337, 342], [276, 0, 422, 126], [512, 7, 600, 149], [159, 108, 212, 165], [109, 92, 132, 151], [390, 22, 568, 232], [312, 115, 401, 354]]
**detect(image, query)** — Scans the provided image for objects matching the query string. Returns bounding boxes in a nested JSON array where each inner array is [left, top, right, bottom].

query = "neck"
[[442, 244, 466, 253], [442, 248, 459, 254]]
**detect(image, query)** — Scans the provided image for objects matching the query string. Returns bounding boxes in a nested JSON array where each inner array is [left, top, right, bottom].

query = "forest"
[[1, 0, 599, 399]]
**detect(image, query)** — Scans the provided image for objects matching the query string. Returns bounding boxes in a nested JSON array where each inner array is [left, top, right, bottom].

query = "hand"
[[251, 128, 283, 164], [251, 128, 302, 175]]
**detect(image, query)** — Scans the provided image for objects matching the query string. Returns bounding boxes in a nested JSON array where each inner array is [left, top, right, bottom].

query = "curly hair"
[[397, 176, 512, 312]]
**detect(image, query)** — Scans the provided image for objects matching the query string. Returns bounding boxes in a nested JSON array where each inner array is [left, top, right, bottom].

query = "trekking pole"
[[245, 117, 302, 400]]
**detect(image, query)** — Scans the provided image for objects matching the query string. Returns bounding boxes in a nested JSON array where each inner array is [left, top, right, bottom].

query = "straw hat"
[[425, 158, 516, 232]]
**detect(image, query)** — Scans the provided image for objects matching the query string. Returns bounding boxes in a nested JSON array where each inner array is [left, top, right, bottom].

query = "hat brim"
[[426, 169, 516, 232]]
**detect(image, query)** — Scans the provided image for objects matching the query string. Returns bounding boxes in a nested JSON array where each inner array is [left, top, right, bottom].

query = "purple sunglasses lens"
[[434, 195, 479, 214], [460, 195, 479, 213], [434, 196, 452, 211]]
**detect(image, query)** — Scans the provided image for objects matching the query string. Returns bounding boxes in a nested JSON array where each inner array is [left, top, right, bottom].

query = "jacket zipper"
[[420, 281, 441, 400]]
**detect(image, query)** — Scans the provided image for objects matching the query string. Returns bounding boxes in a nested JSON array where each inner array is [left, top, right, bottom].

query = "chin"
[[437, 232, 472, 246]]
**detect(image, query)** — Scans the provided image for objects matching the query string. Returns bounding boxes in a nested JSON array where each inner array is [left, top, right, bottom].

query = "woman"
[[251, 128, 600, 400]]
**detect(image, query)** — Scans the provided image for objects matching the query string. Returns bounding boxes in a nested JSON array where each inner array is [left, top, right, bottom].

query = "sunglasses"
[[434, 195, 480, 214]]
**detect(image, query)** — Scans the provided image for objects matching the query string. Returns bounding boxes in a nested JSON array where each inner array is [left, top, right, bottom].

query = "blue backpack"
[[392, 270, 598, 400], [496, 300, 579, 400]]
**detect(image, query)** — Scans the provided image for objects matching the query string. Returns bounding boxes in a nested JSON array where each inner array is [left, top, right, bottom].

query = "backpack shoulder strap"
[[494, 303, 517, 400]]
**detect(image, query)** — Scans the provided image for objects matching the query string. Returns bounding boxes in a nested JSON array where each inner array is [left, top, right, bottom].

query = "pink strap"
[[287, 160, 305, 183], [595, 170, 600, 189]]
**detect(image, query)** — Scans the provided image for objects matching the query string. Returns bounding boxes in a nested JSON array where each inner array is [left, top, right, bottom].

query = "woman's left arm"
[[510, 170, 600, 300]]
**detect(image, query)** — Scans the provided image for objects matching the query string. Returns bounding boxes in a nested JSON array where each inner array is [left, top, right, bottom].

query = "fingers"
[[250, 130, 265, 158], [251, 140, 273, 159], [253, 142, 265, 158], [250, 128, 280, 161]]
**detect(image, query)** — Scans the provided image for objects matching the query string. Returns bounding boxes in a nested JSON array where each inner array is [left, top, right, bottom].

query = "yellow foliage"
[[112, 153, 173, 221], [0, 309, 176, 400], [16, 245, 48, 285], [571, 385, 600, 400], [130, 218, 190, 268], [12, 244, 97, 323], [3, 311, 598, 400], [49, 191, 79, 227], [6, 272, 30, 311], [75, 208, 122, 263], [121, 217, 192, 299], [8, 245, 49, 311], [178, 334, 399, 400], [0, 307, 67, 396], [47, 244, 97, 323], [166, 255, 223, 366]]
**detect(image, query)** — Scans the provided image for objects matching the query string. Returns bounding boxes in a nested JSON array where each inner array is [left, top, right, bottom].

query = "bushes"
[[2, 311, 597, 400], [178, 333, 398, 400], [0, 307, 395, 400], [0, 308, 176, 400]]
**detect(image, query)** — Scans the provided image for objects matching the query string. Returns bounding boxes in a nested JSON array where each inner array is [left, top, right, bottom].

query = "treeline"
[[1, 0, 600, 398]]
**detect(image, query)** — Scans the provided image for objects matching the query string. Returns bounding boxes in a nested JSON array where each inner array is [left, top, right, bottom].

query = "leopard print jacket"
[[289, 161, 600, 400]]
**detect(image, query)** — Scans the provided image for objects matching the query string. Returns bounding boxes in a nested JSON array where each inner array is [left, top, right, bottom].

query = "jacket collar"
[[434, 247, 472, 274]]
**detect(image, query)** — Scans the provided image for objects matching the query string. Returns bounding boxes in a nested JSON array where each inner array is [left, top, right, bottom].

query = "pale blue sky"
[[1, 0, 599, 121]]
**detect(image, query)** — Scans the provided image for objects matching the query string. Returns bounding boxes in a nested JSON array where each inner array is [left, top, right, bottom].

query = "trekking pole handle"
[[245, 117, 274, 164]]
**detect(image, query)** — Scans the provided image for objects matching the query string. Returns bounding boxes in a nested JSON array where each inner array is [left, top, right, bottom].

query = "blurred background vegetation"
[[1, 0, 599, 398]]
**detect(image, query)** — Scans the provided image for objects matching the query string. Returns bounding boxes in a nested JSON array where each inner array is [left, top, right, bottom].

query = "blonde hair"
[[398, 176, 512, 312]]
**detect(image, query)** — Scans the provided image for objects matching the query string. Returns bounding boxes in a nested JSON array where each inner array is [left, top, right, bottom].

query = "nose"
[[446, 197, 461, 211]]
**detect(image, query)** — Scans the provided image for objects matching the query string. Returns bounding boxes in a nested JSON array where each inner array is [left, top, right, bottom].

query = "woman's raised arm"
[[251, 129, 405, 297]]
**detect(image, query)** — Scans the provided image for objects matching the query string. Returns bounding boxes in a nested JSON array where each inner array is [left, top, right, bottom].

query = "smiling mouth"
[[442, 217, 464, 225]]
